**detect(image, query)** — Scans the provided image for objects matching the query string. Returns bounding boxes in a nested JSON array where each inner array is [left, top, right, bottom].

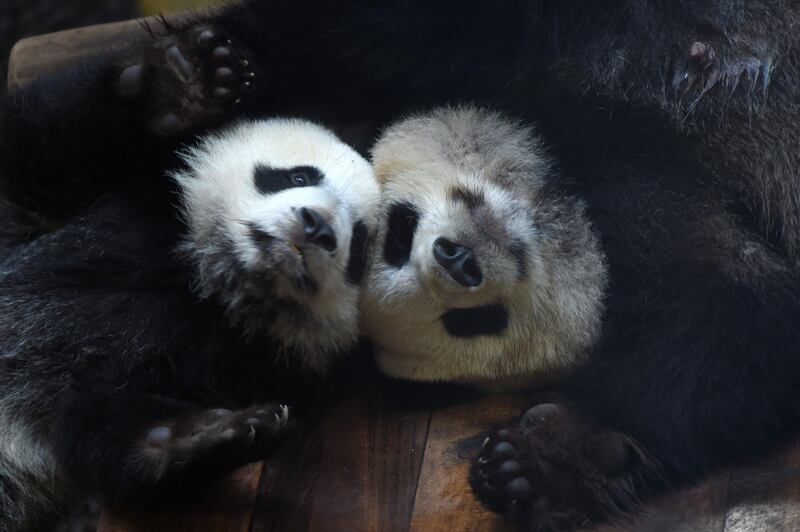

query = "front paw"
[[471, 403, 643, 531], [139, 404, 289, 483], [118, 22, 257, 137]]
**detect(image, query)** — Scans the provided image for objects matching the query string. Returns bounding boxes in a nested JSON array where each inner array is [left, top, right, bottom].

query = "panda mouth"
[[286, 243, 318, 291], [440, 304, 509, 338]]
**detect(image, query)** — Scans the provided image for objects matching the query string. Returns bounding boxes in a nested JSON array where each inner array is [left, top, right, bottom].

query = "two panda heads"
[[174, 107, 607, 389]]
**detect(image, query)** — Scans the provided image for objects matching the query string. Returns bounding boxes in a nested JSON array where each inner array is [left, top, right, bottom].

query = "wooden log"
[[6, 10, 216, 90]]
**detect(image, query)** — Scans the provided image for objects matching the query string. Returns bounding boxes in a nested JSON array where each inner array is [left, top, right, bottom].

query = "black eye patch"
[[346, 220, 369, 285], [383, 202, 419, 267], [253, 165, 324, 194], [441, 304, 509, 338]]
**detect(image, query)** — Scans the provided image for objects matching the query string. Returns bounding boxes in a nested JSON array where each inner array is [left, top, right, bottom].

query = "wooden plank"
[[253, 378, 432, 532], [98, 461, 264, 532], [7, 19, 146, 90], [409, 393, 527, 532]]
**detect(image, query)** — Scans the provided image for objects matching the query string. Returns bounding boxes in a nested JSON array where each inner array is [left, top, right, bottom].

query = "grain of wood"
[[409, 394, 527, 532], [253, 379, 431, 532], [6, 9, 217, 90]]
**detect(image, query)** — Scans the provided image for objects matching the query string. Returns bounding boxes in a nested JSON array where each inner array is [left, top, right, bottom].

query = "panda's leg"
[[0, 23, 255, 212], [52, 390, 290, 500], [472, 275, 800, 530], [116, 20, 257, 137]]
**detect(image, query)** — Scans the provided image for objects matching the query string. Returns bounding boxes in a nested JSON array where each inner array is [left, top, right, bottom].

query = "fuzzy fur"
[[0, 64, 377, 531], [4, 1, 800, 529], [148, 1, 800, 529], [362, 107, 607, 388]]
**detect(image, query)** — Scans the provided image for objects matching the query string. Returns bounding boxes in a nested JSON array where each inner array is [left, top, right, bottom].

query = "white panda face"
[[361, 107, 607, 389], [172, 119, 380, 371]]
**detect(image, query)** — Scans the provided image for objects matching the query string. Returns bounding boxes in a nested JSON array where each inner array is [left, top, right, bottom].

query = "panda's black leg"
[[53, 391, 290, 501], [472, 272, 800, 531], [119, 22, 257, 137], [471, 402, 646, 531]]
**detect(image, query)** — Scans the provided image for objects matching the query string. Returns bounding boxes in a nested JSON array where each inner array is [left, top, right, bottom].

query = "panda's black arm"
[[52, 387, 289, 501], [182, 0, 530, 118], [473, 265, 800, 528], [0, 59, 175, 215]]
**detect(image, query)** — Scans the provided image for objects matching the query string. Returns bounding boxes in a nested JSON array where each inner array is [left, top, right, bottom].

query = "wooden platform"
[[96, 369, 800, 532]]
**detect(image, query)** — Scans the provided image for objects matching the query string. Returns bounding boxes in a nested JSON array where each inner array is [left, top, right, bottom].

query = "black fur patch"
[[450, 186, 486, 210], [253, 165, 323, 195], [383, 203, 419, 267], [346, 220, 369, 284], [248, 223, 275, 251], [441, 304, 509, 337]]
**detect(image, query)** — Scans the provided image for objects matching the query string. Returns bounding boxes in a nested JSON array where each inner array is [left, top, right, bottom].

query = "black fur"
[[132, 1, 800, 530], [4, 1, 800, 530], [0, 28, 302, 530]]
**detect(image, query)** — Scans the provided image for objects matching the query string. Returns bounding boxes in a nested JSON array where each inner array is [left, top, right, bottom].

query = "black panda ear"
[[253, 165, 324, 194]]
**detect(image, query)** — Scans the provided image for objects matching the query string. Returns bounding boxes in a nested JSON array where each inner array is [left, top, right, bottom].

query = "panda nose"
[[433, 237, 482, 287], [300, 207, 337, 251]]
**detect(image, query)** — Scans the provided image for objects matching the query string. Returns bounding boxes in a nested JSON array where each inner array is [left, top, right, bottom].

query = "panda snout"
[[433, 237, 482, 287], [299, 207, 337, 252]]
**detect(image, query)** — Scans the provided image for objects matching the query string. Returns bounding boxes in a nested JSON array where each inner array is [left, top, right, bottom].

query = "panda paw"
[[470, 403, 644, 531], [118, 23, 257, 137], [141, 404, 289, 481]]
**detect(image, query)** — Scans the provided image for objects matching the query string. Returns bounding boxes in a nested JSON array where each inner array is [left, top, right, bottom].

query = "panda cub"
[[362, 107, 607, 389], [0, 117, 378, 531], [173, 118, 378, 368]]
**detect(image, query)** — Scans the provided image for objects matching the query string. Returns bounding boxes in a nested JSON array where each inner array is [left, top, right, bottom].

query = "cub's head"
[[173, 119, 379, 372], [362, 107, 607, 389]]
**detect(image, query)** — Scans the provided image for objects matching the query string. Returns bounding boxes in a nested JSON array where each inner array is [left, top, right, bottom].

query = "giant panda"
[[361, 106, 607, 390], [0, 73, 379, 531], [8, 1, 800, 530], [113, 2, 800, 531]]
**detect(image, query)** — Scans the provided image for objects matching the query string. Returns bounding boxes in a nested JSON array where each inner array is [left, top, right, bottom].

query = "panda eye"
[[289, 172, 308, 186], [253, 165, 323, 194]]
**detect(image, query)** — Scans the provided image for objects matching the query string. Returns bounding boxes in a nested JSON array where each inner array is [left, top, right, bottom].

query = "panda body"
[[0, 117, 378, 531], [362, 107, 607, 388]]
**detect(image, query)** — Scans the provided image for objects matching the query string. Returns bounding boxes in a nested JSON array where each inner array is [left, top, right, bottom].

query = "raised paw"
[[139, 403, 289, 484], [471, 403, 643, 531], [119, 22, 257, 137]]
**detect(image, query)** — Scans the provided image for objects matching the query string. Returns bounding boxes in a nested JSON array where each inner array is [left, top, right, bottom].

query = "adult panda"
[[0, 56, 379, 530]]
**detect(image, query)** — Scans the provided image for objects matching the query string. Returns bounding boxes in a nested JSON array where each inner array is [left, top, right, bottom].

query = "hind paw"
[[471, 403, 643, 531], [119, 23, 257, 137], [140, 404, 289, 482]]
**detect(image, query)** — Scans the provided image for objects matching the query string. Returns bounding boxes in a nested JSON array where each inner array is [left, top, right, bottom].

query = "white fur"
[[172, 119, 379, 370], [361, 107, 608, 389]]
